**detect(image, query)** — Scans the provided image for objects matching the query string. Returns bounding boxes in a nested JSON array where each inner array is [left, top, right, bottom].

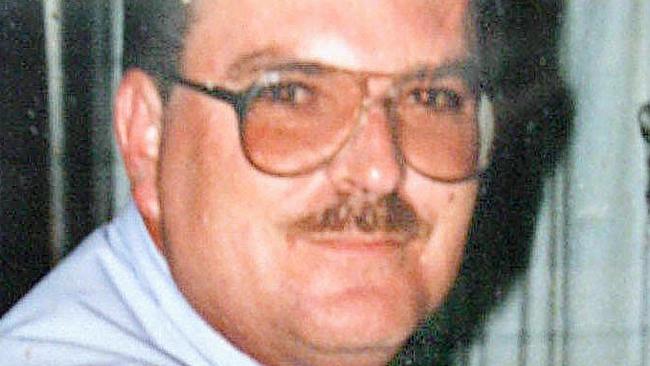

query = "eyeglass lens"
[[241, 69, 479, 180]]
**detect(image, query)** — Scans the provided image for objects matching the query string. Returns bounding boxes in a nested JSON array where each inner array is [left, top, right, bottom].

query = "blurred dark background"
[[1, 0, 51, 316], [1, 0, 120, 315]]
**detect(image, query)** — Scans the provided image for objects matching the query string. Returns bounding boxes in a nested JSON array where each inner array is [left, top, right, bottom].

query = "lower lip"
[[304, 237, 404, 254]]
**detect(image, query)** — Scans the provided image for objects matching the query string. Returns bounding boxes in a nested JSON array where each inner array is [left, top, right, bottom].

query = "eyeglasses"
[[168, 61, 494, 182]]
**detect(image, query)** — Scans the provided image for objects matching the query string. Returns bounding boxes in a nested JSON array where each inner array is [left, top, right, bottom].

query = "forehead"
[[181, 0, 470, 78]]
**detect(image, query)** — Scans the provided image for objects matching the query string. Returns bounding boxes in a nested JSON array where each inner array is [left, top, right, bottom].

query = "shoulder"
[[0, 221, 185, 365]]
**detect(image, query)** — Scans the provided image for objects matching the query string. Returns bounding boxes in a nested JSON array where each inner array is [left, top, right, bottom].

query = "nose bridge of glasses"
[[364, 76, 394, 97], [326, 75, 402, 196], [348, 75, 401, 166], [349, 74, 402, 154], [355, 74, 397, 116]]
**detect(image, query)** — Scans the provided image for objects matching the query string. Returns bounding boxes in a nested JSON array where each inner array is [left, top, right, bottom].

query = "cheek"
[[448, 191, 456, 204], [166, 95, 322, 221], [162, 95, 262, 216], [404, 173, 478, 308], [158, 94, 320, 295]]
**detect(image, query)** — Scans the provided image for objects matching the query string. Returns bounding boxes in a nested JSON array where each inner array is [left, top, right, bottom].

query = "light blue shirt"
[[0, 202, 261, 366]]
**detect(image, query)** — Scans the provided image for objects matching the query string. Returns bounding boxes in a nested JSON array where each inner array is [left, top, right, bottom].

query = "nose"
[[326, 101, 402, 197]]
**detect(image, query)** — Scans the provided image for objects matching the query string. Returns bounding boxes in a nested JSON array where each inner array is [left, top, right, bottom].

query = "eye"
[[408, 88, 463, 112], [257, 82, 312, 105]]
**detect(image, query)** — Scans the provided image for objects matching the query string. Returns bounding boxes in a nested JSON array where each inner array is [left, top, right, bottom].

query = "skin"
[[114, 1, 477, 365]]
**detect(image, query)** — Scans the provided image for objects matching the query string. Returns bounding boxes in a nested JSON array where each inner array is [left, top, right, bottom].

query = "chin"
[[289, 283, 425, 355]]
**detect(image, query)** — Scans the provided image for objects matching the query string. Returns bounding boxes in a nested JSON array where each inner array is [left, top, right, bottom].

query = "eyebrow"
[[415, 59, 478, 79], [409, 59, 480, 90], [225, 47, 293, 79], [225, 48, 480, 87]]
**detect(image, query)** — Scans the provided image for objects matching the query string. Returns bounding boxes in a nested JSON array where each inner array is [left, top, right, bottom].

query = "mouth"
[[299, 231, 411, 254]]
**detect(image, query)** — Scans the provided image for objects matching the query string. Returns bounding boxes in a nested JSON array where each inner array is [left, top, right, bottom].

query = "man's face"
[[157, 0, 476, 364]]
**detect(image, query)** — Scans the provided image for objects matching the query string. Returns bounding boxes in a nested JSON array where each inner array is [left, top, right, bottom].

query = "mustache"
[[290, 193, 428, 240]]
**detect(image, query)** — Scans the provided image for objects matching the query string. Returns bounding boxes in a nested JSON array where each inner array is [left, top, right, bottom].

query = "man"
[[0, 1, 570, 365]]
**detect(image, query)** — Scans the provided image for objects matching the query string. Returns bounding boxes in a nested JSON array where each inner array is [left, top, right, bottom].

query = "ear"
[[114, 68, 164, 247]]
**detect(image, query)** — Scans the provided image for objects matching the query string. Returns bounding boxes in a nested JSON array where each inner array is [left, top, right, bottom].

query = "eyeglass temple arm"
[[166, 74, 242, 107]]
